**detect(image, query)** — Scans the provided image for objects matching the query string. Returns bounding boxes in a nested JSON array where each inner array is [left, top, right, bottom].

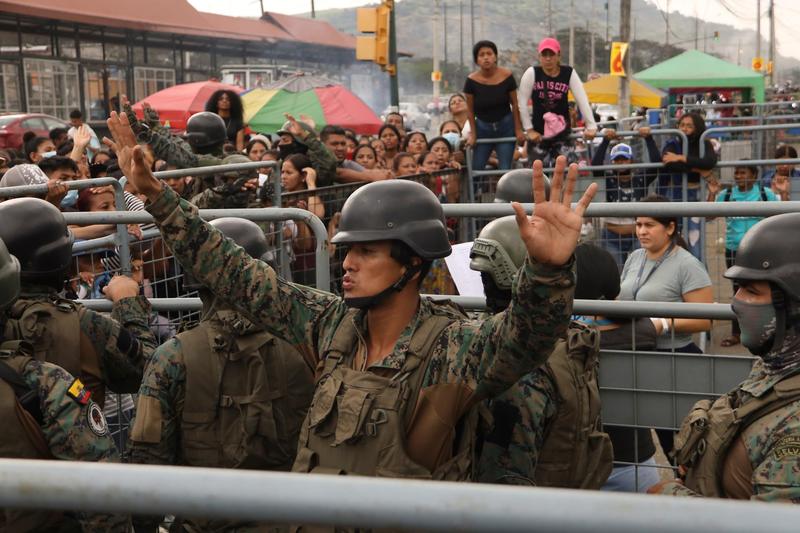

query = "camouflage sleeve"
[[652, 480, 699, 497], [24, 360, 130, 532], [300, 131, 338, 187], [143, 128, 200, 169], [126, 338, 185, 467], [81, 295, 155, 392], [146, 185, 339, 360], [477, 370, 558, 484], [434, 257, 575, 399], [750, 407, 800, 503]]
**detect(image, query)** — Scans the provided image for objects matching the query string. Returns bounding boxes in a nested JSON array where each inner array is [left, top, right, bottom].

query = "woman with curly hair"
[[205, 89, 246, 151]]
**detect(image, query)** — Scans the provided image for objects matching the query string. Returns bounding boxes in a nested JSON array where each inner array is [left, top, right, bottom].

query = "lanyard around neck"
[[633, 243, 675, 299]]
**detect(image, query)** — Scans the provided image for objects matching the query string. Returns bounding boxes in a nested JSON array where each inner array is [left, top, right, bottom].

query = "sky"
[[188, 0, 800, 63]]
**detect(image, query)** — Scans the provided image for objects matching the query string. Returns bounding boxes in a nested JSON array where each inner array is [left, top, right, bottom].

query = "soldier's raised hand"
[[512, 156, 597, 266], [103, 274, 140, 302]]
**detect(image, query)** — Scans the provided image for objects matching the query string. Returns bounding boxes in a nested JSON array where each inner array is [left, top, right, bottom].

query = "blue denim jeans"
[[472, 113, 516, 176]]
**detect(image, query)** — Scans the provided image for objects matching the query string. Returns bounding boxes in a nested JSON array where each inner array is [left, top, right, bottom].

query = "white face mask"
[[41, 151, 57, 159]]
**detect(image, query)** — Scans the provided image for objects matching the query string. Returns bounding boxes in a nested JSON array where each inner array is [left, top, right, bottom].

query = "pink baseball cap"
[[538, 37, 561, 54]]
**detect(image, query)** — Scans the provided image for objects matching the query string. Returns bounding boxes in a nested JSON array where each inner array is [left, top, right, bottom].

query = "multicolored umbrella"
[[132, 80, 243, 130], [243, 74, 382, 135]]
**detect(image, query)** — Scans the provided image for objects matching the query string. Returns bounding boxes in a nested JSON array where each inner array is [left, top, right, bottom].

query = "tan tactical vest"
[[535, 324, 613, 489], [4, 295, 105, 406], [293, 307, 476, 480], [177, 315, 315, 470], [673, 373, 800, 497], [0, 342, 67, 533]]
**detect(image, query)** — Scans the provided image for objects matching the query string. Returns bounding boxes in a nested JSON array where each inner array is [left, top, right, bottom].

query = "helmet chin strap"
[[344, 264, 421, 310]]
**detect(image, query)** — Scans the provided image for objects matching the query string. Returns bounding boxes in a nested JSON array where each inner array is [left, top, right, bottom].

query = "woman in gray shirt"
[[619, 196, 713, 353]]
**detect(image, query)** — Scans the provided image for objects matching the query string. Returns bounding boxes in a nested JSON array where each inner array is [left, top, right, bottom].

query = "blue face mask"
[[60, 189, 78, 208], [442, 132, 461, 150], [41, 151, 57, 159]]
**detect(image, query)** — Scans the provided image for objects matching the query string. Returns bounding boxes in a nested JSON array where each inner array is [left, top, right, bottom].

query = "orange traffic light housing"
[[356, 4, 390, 67]]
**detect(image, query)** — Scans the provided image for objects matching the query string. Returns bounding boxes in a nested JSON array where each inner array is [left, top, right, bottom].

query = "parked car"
[[381, 102, 431, 131], [0, 113, 69, 151]]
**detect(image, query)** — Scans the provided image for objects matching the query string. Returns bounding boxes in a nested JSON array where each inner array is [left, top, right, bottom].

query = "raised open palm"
[[512, 156, 597, 266]]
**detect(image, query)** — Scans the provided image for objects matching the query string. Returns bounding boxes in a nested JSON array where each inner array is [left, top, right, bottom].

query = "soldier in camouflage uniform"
[[651, 213, 800, 502], [128, 217, 314, 532], [111, 110, 597, 482], [275, 115, 338, 187], [190, 153, 262, 209], [0, 198, 156, 414], [470, 218, 612, 488], [0, 236, 130, 532]]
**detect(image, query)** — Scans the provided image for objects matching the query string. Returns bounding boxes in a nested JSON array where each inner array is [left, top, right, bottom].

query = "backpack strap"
[[0, 348, 53, 459], [723, 187, 732, 202], [735, 373, 800, 430], [759, 183, 768, 202]]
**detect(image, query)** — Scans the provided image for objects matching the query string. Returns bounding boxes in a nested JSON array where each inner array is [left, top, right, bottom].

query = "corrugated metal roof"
[[0, 0, 355, 49]]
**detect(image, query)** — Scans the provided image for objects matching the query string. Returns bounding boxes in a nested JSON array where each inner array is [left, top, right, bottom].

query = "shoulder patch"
[[773, 436, 800, 461], [86, 401, 108, 437], [67, 378, 92, 405]]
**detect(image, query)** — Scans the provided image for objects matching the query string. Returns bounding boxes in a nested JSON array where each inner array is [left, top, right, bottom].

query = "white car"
[[381, 102, 431, 130]]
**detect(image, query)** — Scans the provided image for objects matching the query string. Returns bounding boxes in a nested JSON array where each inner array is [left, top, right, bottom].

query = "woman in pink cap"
[[518, 37, 596, 165]]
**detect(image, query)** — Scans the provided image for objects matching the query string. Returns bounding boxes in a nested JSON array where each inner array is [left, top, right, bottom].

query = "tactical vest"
[[178, 315, 315, 470], [0, 342, 69, 533], [672, 372, 800, 498], [534, 324, 613, 489], [293, 306, 476, 480], [4, 295, 106, 406]]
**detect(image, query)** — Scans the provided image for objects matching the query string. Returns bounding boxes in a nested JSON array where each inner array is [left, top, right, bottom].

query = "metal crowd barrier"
[[3, 459, 799, 533], [0, 177, 132, 274]]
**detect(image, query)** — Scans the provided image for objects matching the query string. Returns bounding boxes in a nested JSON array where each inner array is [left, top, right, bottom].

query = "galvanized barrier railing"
[[667, 100, 796, 117], [0, 177, 133, 274], [2, 459, 799, 533], [63, 208, 330, 292], [699, 122, 800, 157]]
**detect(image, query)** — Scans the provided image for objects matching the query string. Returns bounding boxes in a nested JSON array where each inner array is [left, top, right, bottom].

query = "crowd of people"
[[0, 34, 798, 531]]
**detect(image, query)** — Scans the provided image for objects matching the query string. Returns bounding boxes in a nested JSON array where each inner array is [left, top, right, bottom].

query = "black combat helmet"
[[494, 168, 551, 203], [724, 213, 800, 301], [725, 213, 800, 355], [184, 217, 272, 291], [184, 112, 227, 152], [0, 198, 74, 287], [331, 180, 451, 260], [0, 237, 20, 313]]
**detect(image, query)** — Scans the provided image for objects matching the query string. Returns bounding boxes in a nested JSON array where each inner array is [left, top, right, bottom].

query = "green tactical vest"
[[0, 342, 69, 533], [673, 372, 800, 498], [534, 324, 613, 489], [293, 305, 476, 480], [4, 295, 106, 407], [177, 313, 315, 471]]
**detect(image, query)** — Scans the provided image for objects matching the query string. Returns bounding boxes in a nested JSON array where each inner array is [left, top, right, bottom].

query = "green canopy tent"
[[636, 49, 765, 104]]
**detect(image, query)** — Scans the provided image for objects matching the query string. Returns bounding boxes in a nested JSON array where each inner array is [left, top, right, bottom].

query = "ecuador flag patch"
[[67, 378, 91, 405]]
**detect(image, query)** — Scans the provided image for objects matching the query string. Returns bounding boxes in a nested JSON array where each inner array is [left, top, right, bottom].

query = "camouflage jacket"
[[476, 364, 558, 485], [295, 129, 337, 188], [9, 286, 156, 394], [5, 355, 129, 531], [146, 184, 575, 413], [657, 361, 800, 502]]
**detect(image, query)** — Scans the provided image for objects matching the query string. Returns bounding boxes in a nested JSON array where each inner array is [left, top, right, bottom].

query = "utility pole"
[[737, 38, 742, 66], [459, 0, 464, 67], [389, 1, 399, 106], [756, 0, 761, 63], [480, 0, 485, 38], [569, 0, 575, 65], [588, 1, 595, 73], [470, 0, 475, 49], [618, 0, 631, 117], [769, 0, 775, 84], [433, 0, 441, 104], [694, 11, 699, 50], [259, 0, 264, 16], [443, 1, 448, 69], [665, 0, 670, 46], [310, 0, 316, 18], [605, 1, 609, 43], [548, 0, 553, 35]]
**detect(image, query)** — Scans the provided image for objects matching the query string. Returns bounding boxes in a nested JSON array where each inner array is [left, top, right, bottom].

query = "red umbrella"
[[132, 81, 243, 130]]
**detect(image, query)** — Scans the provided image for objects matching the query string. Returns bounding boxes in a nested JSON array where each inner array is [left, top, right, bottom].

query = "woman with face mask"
[[24, 136, 56, 163], [651, 213, 800, 502]]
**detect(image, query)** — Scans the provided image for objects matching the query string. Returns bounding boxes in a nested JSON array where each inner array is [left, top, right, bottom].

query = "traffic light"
[[356, 2, 391, 67]]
